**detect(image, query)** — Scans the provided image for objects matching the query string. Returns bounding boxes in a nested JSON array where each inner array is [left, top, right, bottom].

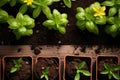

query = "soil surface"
[[1, 0, 120, 46], [65, 56, 91, 80], [98, 57, 118, 80], [5, 57, 32, 80], [35, 58, 59, 80]]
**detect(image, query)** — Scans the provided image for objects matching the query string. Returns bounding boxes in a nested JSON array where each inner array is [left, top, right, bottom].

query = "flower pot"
[[64, 55, 92, 80], [34, 56, 60, 80], [96, 55, 119, 80], [2, 55, 33, 80]]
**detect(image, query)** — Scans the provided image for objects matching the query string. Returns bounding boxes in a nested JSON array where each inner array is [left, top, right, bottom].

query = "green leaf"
[[107, 17, 115, 24], [86, 21, 99, 34], [18, 27, 27, 35], [58, 26, 66, 34], [108, 7, 117, 17], [43, 20, 55, 29], [9, 0, 16, 7], [76, 12, 85, 20], [102, 1, 114, 6], [76, 7, 84, 13], [8, 19, 20, 29], [63, 0, 71, 8], [76, 21, 86, 30], [16, 13, 24, 21], [33, 6, 41, 18], [80, 70, 91, 76], [60, 18, 68, 25], [0, 0, 8, 7], [19, 4, 28, 14], [0, 9, 9, 23], [53, 9, 61, 21], [24, 29, 33, 36], [42, 6, 52, 19], [45, 75, 49, 80], [112, 72, 120, 80], [108, 72, 112, 79], [74, 73, 80, 80], [61, 14, 67, 19], [95, 16, 106, 25], [18, 58, 22, 64], [77, 61, 86, 70], [10, 67, 17, 73], [100, 70, 109, 74], [113, 65, 120, 71], [23, 15, 35, 28]]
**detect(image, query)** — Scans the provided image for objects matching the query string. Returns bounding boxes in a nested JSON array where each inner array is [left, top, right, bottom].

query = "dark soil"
[[1, 0, 120, 46], [5, 57, 32, 80], [97, 56, 118, 80], [65, 56, 91, 80], [35, 58, 59, 80]]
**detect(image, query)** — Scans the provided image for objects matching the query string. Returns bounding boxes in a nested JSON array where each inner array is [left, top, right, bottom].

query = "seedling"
[[74, 61, 91, 80], [7, 12, 35, 39], [43, 9, 68, 34], [100, 63, 120, 80], [10, 58, 22, 73], [40, 67, 49, 80]]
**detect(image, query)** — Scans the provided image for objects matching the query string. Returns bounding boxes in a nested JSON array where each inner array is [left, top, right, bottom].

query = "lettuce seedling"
[[7, 12, 35, 39], [74, 61, 91, 80], [43, 9, 68, 34], [100, 63, 120, 80], [76, 2, 107, 34], [10, 58, 22, 73], [40, 67, 49, 80]]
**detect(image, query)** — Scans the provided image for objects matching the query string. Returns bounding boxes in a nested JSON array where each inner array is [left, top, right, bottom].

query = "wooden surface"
[[0, 45, 120, 80]]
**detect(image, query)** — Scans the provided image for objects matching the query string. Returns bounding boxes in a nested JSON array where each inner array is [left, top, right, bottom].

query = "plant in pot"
[[96, 55, 120, 80], [2, 55, 33, 80], [34, 56, 60, 80], [64, 55, 92, 80]]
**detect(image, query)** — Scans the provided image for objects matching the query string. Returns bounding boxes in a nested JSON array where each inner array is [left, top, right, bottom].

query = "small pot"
[[64, 55, 92, 80], [96, 55, 119, 80], [2, 55, 33, 80], [34, 56, 60, 80]]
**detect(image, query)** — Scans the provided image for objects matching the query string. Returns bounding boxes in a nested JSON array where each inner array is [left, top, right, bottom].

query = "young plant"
[[7, 12, 35, 39], [43, 9, 68, 34], [100, 63, 120, 80], [40, 67, 49, 80], [102, 0, 120, 37], [10, 58, 22, 73], [74, 61, 91, 80], [76, 2, 106, 34], [19, 0, 60, 18]]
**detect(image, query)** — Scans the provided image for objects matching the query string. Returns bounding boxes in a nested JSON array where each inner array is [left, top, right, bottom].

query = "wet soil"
[[97, 57, 118, 80], [35, 58, 59, 80], [5, 57, 32, 80], [65, 56, 91, 80]]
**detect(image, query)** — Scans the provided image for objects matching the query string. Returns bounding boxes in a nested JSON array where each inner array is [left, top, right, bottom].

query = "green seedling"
[[43, 9, 68, 34], [10, 58, 22, 73], [7, 12, 35, 39], [40, 67, 49, 80], [19, 0, 60, 18], [74, 61, 91, 80], [100, 63, 120, 80], [63, 0, 72, 8]]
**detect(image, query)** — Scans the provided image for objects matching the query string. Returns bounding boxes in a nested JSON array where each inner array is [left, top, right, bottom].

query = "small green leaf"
[[108, 73, 112, 79], [0, 9, 9, 23], [77, 61, 86, 70], [76, 13, 85, 20], [9, 0, 16, 7], [43, 20, 55, 29], [108, 7, 117, 17], [112, 72, 120, 80], [42, 6, 52, 19], [74, 73, 80, 80], [63, 0, 71, 8], [107, 17, 115, 24], [95, 16, 106, 25], [19, 4, 28, 14], [10, 67, 17, 73], [45, 75, 49, 80], [76, 21, 86, 30], [80, 70, 91, 76], [16, 13, 24, 21], [53, 9, 61, 21], [40, 75, 45, 79], [0, 0, 8, 7], [58, 26, 66, 34], [102, 1, 114, 6], [100, 70, 109, 74], [18, 27, 27, 35], [8, 19, 20, 29], [76, 7, 84, 13], [113, 65, 120, 71], [33, 7, 41, 18]]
